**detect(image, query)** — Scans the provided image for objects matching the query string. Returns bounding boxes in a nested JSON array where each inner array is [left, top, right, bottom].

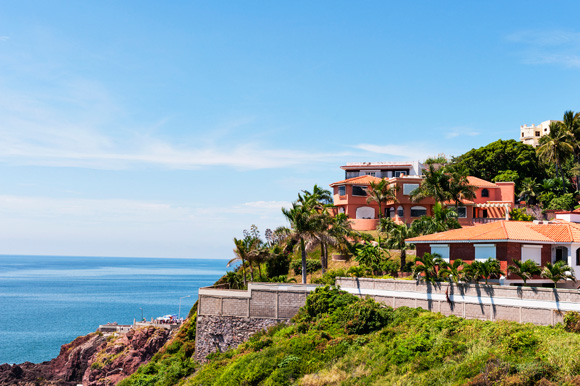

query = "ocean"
[[0, 255, 229, 364]]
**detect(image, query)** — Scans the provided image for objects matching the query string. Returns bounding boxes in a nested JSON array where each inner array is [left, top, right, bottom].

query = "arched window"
[[397, 206, 404, 218], [410, 206, 427, 217], [481, 189, 489, 198], [355, 206, 375, 219]]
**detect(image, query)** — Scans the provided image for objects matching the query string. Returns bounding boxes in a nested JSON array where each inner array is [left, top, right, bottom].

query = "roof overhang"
[[406, 239, 562, 245]]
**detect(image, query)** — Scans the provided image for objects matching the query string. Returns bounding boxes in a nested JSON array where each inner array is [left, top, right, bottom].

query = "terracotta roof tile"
[[329, 175, 385, 187], [406, 220, 574, 243], [467, 176, 499, 188]]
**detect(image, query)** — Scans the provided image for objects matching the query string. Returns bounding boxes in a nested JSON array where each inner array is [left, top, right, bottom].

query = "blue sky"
[[0, 1, 579, 258]]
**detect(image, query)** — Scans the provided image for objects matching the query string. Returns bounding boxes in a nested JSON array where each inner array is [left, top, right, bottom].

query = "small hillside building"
[[407, 213, 580, 286]]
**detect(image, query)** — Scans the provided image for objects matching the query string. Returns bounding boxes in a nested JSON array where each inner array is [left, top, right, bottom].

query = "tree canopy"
[[451, 139, 543, 191]]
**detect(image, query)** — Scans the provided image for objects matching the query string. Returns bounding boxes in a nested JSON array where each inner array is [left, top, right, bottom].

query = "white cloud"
[[353, 143, 432, 160], [0, 36, 9, 41], [445, 128, 480, 139], [506, 29, 580, 68], [0, 195, 290, 258]]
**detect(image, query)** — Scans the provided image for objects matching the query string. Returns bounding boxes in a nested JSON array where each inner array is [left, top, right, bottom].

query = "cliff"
[[0, 326, 171, 386]]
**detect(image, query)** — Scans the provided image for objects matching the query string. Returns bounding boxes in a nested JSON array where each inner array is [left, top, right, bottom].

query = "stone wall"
[[194, 283, 319, 361], [195, 315, 283, 361], [336, 277, 580, 325]]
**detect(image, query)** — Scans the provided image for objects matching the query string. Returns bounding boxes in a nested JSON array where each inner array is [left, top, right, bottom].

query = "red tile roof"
[[467, 176, 499, 188], [407, 220, 580, 244], [329, 175, 385, 187]]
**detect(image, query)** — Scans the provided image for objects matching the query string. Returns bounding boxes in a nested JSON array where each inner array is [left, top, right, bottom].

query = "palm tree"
[[541, 261, 576, 285], [329, 213, 356, 259], [518, 178, 540, 206], [385, 224, 414, 270], [537, 122, 575, 194], [410, 164, 452, 204], [561, 111, 580, 189], [302, 184, 333, 206], [410, 203, 460, 236], [281, 202, 321, 284], [448, 167, 477, 207], [438, 259, 465, 284], [412, 253, 446, 282], [507, 259, 541, 285], [366, 179, 398, 220], [227, 237, 253, 286], [464, 259, 504, 284]]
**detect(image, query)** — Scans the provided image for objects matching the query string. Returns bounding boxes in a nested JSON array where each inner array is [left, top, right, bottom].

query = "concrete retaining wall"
[[336, 277, 580, 325], [194, 283, 319, 361]]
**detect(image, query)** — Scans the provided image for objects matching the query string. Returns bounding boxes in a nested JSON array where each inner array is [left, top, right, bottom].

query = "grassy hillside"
[[122, 286, 580, 386]]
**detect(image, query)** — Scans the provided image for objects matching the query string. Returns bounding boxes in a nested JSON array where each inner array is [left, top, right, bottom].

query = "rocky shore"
[[0, 326, 171, 386]]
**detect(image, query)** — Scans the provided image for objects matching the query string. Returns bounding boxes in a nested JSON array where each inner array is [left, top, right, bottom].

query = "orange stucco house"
[[329, 162, 515, 231]]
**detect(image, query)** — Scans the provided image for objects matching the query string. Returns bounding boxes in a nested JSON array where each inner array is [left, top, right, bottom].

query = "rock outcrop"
[[83, 327, 170, 386], [0, 326, 171, 386]]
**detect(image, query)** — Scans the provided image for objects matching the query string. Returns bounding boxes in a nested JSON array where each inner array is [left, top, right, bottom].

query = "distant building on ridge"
[[520, 120, 557, 147]]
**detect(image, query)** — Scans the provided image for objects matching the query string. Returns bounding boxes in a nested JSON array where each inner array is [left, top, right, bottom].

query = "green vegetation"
[[123, 286, 580, 386], [117, 312, 198, 386]]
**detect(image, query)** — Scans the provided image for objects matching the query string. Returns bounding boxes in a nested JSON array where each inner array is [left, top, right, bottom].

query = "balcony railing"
[[473, 217, 504, 224]]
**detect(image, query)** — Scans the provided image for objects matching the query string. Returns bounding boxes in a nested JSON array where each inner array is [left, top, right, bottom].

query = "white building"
[[340, 161, 424, 180], [520, 120, 557, 147]]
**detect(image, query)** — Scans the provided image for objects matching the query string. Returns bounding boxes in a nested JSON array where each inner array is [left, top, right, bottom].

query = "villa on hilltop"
[[329, 161, 515, 231], [520, 119, 558, 147]]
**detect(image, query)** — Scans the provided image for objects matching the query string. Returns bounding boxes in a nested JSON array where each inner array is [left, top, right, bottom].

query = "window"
[[338, 185, 346, 196], [355, 206, 375, 219], [475, 244, 496, 261], [364, 170, 379, 177], [346, 171, 359, 179], [576, 249, 580, 266], [521, 245, 542, 265], [397, 206, 404, 218], [555, 247, 568, 262], [430, 244, 450, 262], [449, 206, 467, 218], [481, 189, 489, 198], [403, 184, 419, 195], [394, 170, 408, 177], [535, 131, 540, 136], [521, 132, 524, 137], [352, 186, 367, 196], [410, 206, 427, 217]]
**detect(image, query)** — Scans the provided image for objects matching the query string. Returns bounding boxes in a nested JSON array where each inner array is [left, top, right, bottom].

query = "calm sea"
[[0, 255, 228, 364]]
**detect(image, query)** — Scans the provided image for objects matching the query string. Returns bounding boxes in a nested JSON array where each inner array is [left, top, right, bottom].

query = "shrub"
[[346, 265, 371, 277], [295, 285, 358, 322], [564, 311, 580, 333], [510, 208, 535, 221], [266, 252, 290, 277], [338, 297, 393, 335], [547, 193, 576, 211], [291, 259, 322, 275], [311, 268, 347, 285]]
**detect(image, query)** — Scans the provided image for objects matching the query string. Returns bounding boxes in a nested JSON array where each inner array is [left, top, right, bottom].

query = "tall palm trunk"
[[324, 242, 329, 272], [557, 160, 566, 194], [241, 257, 247, 286], [300, 238, 307, 284], [400, 248, 407, 271], [248, 262, 255, 282], [320, 243, 326, 275]]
